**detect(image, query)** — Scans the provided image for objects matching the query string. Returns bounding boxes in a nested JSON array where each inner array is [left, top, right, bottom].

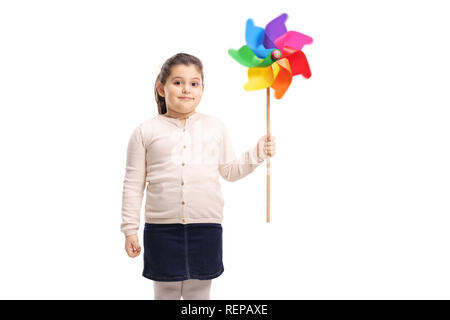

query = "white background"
[[1, 0, 449, 299]]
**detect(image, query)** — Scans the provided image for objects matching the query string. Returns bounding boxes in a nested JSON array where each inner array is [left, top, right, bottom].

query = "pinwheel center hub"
[[271, 49, 281, 60]]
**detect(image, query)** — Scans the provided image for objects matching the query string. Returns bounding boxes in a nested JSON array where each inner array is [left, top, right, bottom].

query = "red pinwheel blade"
[[281, 46, 312, 78]]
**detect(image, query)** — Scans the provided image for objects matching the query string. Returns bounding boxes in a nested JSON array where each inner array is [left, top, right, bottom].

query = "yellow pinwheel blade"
[[244, 63, 280, 91]]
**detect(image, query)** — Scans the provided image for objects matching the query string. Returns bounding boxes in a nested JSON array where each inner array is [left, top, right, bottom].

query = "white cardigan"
[[120, 112, 265, 236]]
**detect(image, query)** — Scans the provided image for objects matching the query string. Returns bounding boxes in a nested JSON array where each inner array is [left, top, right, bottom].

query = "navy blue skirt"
[[142, 223, 224, 282]]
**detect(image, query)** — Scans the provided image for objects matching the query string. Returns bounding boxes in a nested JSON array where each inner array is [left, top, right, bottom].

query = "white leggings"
[[153, 279, 212, 300]]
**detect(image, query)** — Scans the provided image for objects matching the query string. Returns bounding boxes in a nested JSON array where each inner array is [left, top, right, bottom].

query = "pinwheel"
[[228, 13, 313, 222]]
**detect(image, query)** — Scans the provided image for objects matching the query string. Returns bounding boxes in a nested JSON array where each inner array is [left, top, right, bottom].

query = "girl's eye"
[[173, 80, 200, 87]]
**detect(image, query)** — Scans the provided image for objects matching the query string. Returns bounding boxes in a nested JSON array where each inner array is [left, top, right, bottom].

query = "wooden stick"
[[266, 87, 271, 223]]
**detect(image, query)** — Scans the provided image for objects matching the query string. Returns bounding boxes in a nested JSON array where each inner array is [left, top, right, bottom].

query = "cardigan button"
[[182, 219, 185, 223], [182, 201, 185, 205], [181, 181, 184, 186], [182, 162, 185, 166]]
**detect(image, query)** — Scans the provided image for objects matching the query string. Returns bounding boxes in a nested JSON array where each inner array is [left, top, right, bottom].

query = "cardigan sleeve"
[[218, 122, 265, 182], [120, 125, 147, 237]]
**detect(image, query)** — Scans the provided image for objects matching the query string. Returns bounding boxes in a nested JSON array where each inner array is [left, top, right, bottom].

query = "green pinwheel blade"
[[228, 45, 277, 68], [228, 45, 261, 67]]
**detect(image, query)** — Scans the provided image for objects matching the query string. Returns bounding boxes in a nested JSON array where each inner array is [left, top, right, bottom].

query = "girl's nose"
[[182, 85, 190, 93]]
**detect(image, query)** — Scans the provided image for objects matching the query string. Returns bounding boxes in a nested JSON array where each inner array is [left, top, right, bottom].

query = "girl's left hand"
[[257, 134, 276, 161]]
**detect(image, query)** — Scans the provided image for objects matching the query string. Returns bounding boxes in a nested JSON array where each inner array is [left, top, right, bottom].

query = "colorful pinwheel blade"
[[246, 19, 275, 58], [274, 31, 313, 51], [271, 58, 292, 99], [228, 45, 263, 68], [263, 13, 288, 50], [228, 45, 278, 68], [244, 63, 280, 91], [281, 47, 312, 78]]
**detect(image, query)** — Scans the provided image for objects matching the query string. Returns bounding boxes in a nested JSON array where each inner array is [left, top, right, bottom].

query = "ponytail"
[[154, 73, 167, 114]]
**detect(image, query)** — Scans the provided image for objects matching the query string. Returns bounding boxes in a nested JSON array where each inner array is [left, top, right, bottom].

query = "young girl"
[[120, 53, 276, 300]]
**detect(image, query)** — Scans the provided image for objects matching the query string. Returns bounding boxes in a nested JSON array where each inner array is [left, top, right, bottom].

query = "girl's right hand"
[[257, 134, 276, 161], [125, 234, 141, 258]]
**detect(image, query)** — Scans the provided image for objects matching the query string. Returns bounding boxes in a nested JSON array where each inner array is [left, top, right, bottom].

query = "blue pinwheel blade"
[[245, 19, 273, 59]]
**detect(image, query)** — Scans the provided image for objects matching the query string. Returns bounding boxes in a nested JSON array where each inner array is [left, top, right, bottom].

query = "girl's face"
[[157, 64, 204, 117]]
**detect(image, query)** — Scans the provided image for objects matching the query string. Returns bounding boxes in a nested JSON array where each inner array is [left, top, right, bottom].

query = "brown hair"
[[154, 53, 204, 115]]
